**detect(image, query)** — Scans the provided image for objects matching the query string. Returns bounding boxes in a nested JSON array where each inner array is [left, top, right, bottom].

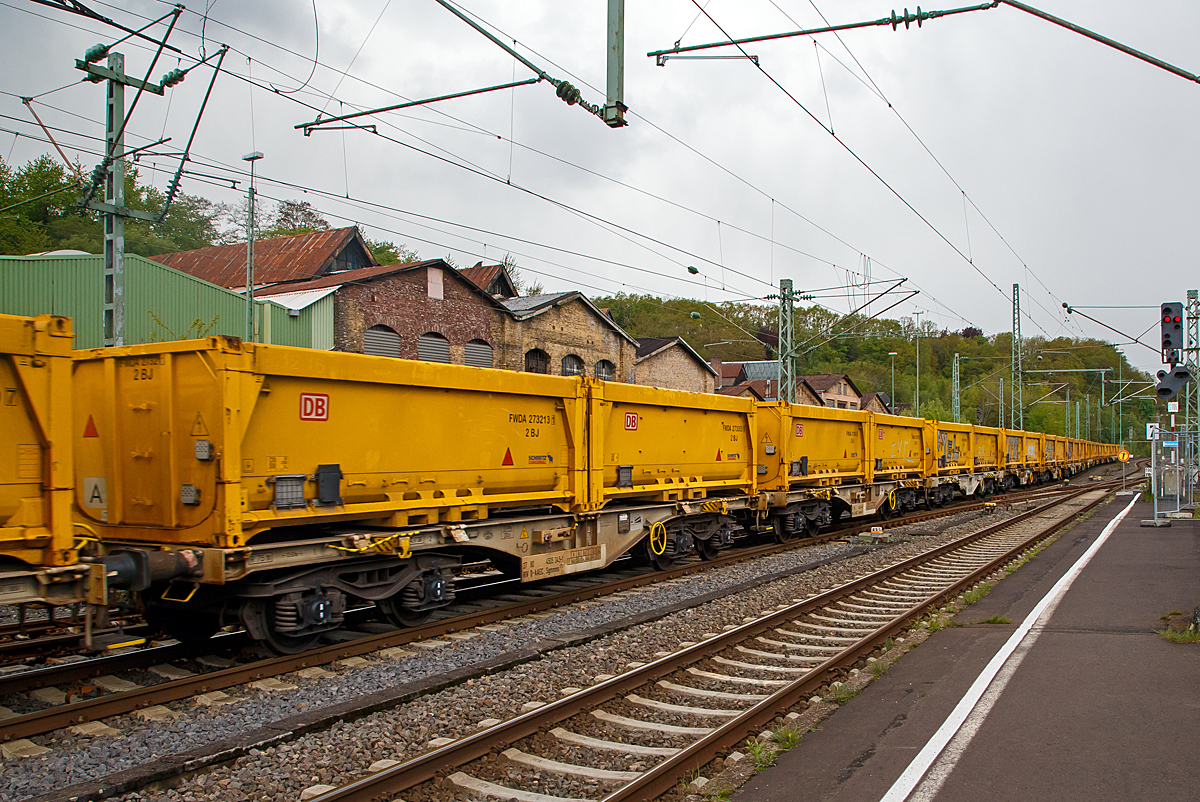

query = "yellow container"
[[1025, 431, 1045, 467], [871, 413, 929, 479], [973, 425, 1003, 471], [0, 314, 77, 567], [756, 402, 870, 490], [71, 338, 588, 548], [587, 379, 755, 506], [933, 421, 974, 474]]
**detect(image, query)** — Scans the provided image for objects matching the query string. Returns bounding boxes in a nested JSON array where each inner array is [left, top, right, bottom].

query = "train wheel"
[[242, 599, 322, 655], [643, 523, 674, 571], [772, 514, 797, 544], [804, 515, 820, 538], [924, 492, 934, 511], [696, 538, 720, 561], [376, 596, 434, 628]]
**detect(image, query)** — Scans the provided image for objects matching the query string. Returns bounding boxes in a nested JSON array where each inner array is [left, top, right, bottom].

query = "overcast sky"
[[2, 0, 1197, 375]]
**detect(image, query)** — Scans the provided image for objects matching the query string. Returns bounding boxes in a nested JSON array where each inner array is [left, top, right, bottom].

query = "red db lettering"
[[624, 412, 639, 431], [300, 393, 329, 421]]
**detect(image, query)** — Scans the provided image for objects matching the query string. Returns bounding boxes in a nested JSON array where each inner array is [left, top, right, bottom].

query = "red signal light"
[[1165, 315, 1172, 322], [1174, 316, 1182, 323]]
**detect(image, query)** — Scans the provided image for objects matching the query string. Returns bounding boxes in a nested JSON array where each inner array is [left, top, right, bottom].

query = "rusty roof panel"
[[148, 227, 372, 288]]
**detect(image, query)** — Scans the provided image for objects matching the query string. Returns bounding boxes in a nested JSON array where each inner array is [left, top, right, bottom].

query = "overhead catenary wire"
[[10, 0, 999, 337], [683, 1, 1042, 331], [36, 0, 979, 331]]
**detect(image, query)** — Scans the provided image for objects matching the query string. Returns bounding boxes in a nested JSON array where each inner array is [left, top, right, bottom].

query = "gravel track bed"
[[2, 499, 1054, 802]]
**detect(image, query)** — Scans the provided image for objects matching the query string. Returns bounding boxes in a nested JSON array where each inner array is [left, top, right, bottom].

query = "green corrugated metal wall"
[[0, 254, 320, 348]]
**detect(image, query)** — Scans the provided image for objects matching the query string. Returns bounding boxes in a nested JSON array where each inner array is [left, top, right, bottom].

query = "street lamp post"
[[242, 150, 264, 342], [888, 351, 898, 414]]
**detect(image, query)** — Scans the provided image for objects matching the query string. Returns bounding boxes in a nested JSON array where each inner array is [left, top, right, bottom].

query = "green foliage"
[[1156, 629, 1200, 643], [595, 292, 1153, 447], [363, 235, 420, 266], [869, 659, 890, 678], [0, 156, 219, 257], [744, 739, 776, 770], [976, 615, 1012, 624], [771, 724, 802, 751], [962, 583, 994, 605], [828, 681, 856, 703]]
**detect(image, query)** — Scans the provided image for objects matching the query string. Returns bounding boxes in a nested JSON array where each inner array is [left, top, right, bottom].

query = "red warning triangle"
[[843, 449, 847, 458], [83, 415, 99, 438], [716, 449, 722, 461], [502, 447, 514, 466]]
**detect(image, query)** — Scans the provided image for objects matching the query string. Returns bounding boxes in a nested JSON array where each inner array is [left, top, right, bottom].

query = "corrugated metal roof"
[[255, 286, 338, 310], [459, 262, 517, 297], [149, 227, 374, 288]]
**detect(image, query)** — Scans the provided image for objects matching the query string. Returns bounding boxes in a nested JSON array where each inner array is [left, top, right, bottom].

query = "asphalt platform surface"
[[736, 496, 1200, 802]]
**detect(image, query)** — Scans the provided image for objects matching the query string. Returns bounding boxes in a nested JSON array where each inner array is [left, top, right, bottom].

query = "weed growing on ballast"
[[744, 739, 776, 770], [962, 583, 994, 605], [771, 724, 802, 752], [828, 681, 857, 704], [1157, 629, 1200, 643]]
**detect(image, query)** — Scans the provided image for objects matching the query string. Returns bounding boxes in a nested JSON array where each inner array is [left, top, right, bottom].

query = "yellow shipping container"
[[71, 338, 589, 548], [755, 402, 870, 490], [973, 426, 1004, 471], [933, 421, 974, 475], [872, 413, 929, 479], [587, 379, 755, 507], [0, 314, 77, 569]]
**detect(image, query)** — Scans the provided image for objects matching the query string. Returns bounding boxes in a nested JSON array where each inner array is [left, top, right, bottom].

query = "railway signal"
[[1155, 363, 1191, 401], [1161, 301, 1183, 364]]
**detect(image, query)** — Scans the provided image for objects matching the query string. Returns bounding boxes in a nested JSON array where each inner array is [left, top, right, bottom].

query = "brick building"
[[633, 336, 718, 393], [257, 260, 508, 364], [154, 230, 648, 381], [458, 262, 518, 299], [498, 292, 637, 381]]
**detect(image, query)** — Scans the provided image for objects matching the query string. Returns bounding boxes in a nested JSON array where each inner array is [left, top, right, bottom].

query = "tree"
[[258, 199, 330, 239], [504, 254, 543, 296], [0, 156, 221, 256], [363, 235, 420, 265]]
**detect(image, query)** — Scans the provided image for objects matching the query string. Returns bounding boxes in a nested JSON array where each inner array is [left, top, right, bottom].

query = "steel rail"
[[0, 488, 1047, 697], [0, 467, 1131, 740], [308, 485, 1114, 801]]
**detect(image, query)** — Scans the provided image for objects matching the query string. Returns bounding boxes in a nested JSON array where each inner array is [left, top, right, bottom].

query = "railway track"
[[298, 483, 1122, 802], [0, 464, 1135, 745]]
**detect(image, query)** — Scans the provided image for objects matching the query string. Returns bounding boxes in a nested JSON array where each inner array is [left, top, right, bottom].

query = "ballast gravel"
[[0, 500, 1049, 802]]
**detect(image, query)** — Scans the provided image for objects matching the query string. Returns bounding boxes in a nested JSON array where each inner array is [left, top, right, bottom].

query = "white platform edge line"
[[878, 495, 1138, 802]]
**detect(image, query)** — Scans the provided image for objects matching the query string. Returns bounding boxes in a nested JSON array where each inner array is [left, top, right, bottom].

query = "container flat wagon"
[[0, 314, 1119, 651]]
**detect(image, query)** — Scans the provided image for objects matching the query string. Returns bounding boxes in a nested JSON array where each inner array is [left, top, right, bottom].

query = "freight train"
[[1, 314, 1119, 652]]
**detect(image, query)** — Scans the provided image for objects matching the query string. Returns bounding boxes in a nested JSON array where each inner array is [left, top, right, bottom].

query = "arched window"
[[525, 348, 549, 374], [417, 331, 451, 363], [464, 339, 493, 368], [594, 359, 616, 381], [561, 354, 584, 376], [363, 325, 401, 358]]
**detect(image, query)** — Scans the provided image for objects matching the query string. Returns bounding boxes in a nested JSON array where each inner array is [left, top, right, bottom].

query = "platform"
[[736, 496, 1200, 802]]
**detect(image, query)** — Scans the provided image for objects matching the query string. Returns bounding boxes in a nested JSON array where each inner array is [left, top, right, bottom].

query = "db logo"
[[300, 393, 329, 421], [624, 412, 639, 431], [794, 423, 804, 437]]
